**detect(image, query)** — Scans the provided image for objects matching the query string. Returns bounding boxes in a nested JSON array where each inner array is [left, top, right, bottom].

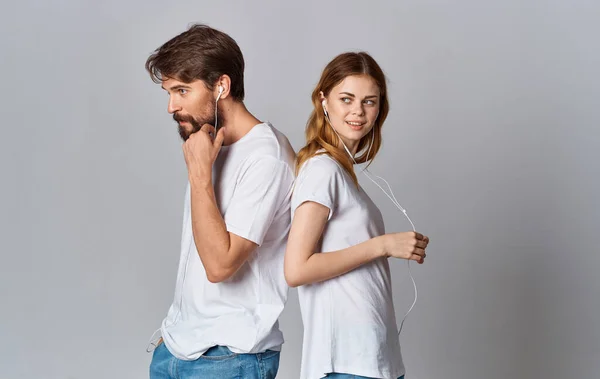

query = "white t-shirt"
[[160, 122, 296, 360], [291, 154, 405, 379]]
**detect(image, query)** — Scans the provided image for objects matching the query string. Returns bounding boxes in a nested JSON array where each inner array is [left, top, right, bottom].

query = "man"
[[145, 24, 295, 379]]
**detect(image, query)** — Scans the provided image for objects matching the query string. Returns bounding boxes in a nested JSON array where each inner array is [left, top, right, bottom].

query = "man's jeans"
[[150, 343, 280, 379]]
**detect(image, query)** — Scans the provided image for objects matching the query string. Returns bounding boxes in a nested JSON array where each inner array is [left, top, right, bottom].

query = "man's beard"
[[174, 101, 225, 142]]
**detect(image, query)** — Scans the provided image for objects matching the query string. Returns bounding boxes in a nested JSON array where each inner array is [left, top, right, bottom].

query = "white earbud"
[[321, 99, 328, 117], [216, 85, 224, 102]]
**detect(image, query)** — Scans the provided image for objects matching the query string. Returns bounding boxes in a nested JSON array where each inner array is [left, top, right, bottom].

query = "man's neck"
[[219, 101, 262, 146]]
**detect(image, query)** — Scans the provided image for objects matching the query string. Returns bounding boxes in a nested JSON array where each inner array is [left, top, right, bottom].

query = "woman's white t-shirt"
[[291, 154, 405, 379]]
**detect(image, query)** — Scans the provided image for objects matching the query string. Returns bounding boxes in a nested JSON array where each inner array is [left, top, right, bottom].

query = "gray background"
[[1, 0, 598, 378]]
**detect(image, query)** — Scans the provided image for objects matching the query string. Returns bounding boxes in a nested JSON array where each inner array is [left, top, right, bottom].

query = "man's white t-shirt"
[[291, 154, 405, 379], [160, 122, 296, 360]]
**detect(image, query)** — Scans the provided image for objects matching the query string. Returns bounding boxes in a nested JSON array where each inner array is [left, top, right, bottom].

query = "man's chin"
[[178, 126, 191, 141], [176, 118, 207, 141]]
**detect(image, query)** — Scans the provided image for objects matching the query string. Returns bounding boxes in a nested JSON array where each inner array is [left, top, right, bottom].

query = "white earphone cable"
[[323, 106, 418, 335], [146, 89, 223, 353]]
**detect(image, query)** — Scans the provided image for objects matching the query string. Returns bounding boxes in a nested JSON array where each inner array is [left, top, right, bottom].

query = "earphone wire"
[[145, 235, 193, 353], [214, 87, 222, 135], [323, 108, 418, 336], [147, 86, 224, 353]]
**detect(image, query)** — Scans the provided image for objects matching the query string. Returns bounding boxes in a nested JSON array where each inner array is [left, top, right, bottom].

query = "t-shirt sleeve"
[[224, 156, 294, 246], [291, 156, 344, 220]]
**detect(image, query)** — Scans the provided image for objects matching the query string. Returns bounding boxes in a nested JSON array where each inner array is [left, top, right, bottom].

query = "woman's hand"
[[380, 231, 429, 264]]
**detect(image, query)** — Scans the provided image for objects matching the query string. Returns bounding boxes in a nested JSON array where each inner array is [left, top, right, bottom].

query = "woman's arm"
[[284, 201, 429, 287], [284, 201, 385, 287]]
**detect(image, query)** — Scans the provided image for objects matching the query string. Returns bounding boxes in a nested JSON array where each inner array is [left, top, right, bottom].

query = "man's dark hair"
[[145, 24, 245, 101]]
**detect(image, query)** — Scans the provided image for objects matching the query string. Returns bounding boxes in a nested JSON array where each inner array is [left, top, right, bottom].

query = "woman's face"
[[322, 74, 381, 154]]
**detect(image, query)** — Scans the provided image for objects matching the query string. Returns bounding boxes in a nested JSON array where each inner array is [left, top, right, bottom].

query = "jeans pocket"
[[259, 350, 280, 360], [199, 346, 239, 361]]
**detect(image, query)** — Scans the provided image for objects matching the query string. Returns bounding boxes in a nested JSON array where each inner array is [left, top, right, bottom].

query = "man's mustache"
[[173, 113, 195, 123]]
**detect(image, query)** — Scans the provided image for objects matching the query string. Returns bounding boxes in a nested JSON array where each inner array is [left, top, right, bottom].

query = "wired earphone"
[[215, 85, 223, 133], [322, 98, 419, 336]]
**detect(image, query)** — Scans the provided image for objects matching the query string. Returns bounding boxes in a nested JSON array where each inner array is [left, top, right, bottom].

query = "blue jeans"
[[150, 343, 280, 379], [325, 374, 405, 379]]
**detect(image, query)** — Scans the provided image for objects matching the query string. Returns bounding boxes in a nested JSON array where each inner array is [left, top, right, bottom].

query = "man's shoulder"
[[243, 122, 296, 168]]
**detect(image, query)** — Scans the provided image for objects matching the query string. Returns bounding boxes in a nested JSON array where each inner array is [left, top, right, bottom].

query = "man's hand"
[[182, 124, 226, 184]]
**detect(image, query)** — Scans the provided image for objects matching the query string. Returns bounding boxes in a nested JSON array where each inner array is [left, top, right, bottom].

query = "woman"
[[284, 52, 429, 379]]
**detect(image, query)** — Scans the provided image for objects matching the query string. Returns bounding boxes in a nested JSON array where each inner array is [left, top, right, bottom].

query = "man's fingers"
[[214, 127, 226, 149], [200, 124, 216, 134]]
